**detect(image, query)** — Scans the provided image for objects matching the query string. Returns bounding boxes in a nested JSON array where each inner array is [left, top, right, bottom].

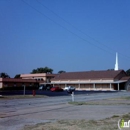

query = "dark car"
[[46, 84, 53, 90], [50, 87, 63, 92]]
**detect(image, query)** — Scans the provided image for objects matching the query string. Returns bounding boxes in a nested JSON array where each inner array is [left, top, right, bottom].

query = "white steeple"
[[114, 52, 119, 71]]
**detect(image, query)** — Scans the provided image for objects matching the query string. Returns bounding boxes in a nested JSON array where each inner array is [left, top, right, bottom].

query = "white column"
[[78, 83, 80, 90], [118, 83, 119, 91], [110, 83, 112, 90], [93, 83, 96, 90]]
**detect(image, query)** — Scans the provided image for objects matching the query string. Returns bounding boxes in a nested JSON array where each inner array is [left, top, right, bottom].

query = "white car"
[[64, 86, 75, 91]]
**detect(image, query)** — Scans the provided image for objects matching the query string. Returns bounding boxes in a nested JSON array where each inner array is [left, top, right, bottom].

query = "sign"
[[118, 119, 130, 129]]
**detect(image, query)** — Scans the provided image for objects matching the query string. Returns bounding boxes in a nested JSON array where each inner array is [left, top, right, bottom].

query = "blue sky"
[[0, 0, 130, 77]]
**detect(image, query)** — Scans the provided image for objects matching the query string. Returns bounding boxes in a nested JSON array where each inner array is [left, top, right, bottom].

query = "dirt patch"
[[22, 97, 130, 130], [0, 113, 6, 118]]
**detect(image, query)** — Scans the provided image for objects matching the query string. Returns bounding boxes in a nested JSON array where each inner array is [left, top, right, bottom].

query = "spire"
[[114, 52, 119, 71]]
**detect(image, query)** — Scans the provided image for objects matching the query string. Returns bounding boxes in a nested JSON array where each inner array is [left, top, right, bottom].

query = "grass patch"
[[111, 115, 120, 118], [0, 95, 47, 100], [122, 113, 130, 120], [68, 99, 130, 106], [22, 113, 130, 130], [68, 101, 88, 105], [68, 101, 102, 105], [122, 96, 130, 100], [109, 96, 130, 100], [68, 101, 109, 106]]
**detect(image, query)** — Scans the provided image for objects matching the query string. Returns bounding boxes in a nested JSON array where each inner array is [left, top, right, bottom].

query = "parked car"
[[39, 84, 53, 90], [46, 84, 53, 90], [39, 85, 47, 90], [50, 86, 63, 92], [64, 86, 75, 92]]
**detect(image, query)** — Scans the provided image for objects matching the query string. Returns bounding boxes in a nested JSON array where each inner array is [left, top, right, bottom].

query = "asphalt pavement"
[[0, 90, 118, 96], [0, 91, 130, 130]]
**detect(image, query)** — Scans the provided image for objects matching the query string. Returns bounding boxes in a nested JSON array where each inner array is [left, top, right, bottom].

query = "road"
[[0, 91, 130, 130], [0, 91, 125, 108], [0, 89, 118, 96]]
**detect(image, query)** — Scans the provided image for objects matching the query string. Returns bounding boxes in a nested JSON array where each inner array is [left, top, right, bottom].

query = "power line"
[[36, 0, 110, 49], [22, 0, 130, 60], [21, 0, 112, 53], [36, 0, 130, 60]]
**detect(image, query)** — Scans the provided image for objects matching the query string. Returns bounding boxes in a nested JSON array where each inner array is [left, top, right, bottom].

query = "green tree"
[[126, 69, 130, 76], [31, 67, 53, 74], [14, 74, 21, 78], [0, 72, 10, 78], [58, 70, 66, 74]]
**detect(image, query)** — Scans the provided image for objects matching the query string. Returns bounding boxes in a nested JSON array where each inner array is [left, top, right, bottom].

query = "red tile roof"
[[52, 70, 126, 81]]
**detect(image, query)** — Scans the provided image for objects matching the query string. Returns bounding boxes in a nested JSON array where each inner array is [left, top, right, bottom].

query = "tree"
[[107, 69, 114, 71], [58, 70, 66, 74], [126, 69, 130, 76], [31, 67, 53, 74], [0, 72, 10, 78], [14, 74, 21, 78]]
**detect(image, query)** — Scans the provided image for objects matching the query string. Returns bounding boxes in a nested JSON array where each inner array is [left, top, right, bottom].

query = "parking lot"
[[0, 91, 130, 130], [0, 89, 118, 96]]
